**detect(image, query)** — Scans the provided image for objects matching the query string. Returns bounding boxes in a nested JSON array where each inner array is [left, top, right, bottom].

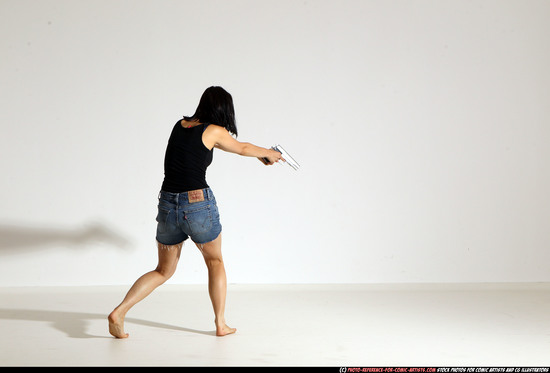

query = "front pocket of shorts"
[[184, 206, 212, 235]]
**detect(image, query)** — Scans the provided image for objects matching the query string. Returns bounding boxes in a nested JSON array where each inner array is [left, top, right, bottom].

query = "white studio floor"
[[0, 283, 549, 367]]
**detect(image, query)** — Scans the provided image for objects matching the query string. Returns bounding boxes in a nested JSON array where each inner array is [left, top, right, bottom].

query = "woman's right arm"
[[203, 125, 283, 165]]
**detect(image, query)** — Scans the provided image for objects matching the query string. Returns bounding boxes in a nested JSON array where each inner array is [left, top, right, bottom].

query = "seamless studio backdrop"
[[0, 0, 549, 287]]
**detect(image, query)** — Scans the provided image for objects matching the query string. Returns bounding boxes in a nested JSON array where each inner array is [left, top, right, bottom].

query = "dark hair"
[[184, 86, 238, 137]]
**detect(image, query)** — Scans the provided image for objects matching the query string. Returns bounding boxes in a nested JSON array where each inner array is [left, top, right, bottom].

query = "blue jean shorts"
[[155, 188, 222, 245]]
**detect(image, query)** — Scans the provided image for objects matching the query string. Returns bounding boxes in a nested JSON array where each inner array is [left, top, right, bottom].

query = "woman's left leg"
[[195, 233, 236, 336]]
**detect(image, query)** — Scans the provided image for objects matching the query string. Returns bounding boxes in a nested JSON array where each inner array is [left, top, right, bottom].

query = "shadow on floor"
[[0, 221, 132, 255], [0, 308, 215, 338]]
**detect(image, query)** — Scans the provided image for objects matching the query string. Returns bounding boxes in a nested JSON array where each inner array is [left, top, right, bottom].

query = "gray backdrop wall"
[[1, 0, 549, 286]]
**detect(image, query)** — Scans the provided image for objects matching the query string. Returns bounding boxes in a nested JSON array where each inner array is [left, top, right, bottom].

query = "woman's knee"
[[204, 256, 223, 269], [155, 263, 177, 279]]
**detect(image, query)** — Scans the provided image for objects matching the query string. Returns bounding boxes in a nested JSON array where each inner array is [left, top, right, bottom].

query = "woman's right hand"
[[258, 149, 285, 165]]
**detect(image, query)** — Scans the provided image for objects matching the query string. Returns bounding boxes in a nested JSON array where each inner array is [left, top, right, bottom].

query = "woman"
[[108, 86, 283, 338]]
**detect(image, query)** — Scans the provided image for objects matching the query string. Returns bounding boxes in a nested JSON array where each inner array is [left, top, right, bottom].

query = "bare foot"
[[108, 309, 129, 339], [216, 322, 236, 337]]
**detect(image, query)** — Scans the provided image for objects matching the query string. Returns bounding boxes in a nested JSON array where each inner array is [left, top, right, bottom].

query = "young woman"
[[108, 86, 283, 338]]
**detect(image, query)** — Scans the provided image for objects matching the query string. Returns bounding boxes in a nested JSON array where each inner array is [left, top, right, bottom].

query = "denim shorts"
[[155, 188, 222, 245]]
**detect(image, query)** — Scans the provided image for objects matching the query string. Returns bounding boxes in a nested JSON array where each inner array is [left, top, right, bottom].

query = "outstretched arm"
[[203, 125, 284, 165]]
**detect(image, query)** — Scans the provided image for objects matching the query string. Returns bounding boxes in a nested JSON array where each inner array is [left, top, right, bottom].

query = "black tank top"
[[161, 121, 213, 193]]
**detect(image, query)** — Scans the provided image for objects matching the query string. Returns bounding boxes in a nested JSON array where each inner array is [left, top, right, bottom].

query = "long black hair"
[[184, 86, 238, 137]]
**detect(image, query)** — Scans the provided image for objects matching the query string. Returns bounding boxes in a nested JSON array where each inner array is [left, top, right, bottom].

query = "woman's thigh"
[[195, 233, 222, 261], [156, 241, 183, 276]]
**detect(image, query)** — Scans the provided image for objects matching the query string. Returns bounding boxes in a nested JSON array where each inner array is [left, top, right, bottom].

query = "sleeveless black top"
[[161, 121, 213, 193]]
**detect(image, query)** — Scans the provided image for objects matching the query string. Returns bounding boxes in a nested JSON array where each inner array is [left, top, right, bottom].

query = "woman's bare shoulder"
[[202, 124, 230, 149], [204, 124, 230, 136]]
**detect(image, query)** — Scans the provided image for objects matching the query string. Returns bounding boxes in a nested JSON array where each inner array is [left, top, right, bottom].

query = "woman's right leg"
[[108, 241, 183, 338]]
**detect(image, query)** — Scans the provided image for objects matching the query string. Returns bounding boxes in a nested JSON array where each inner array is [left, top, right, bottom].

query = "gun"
[[259, 144, 300, 170]]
